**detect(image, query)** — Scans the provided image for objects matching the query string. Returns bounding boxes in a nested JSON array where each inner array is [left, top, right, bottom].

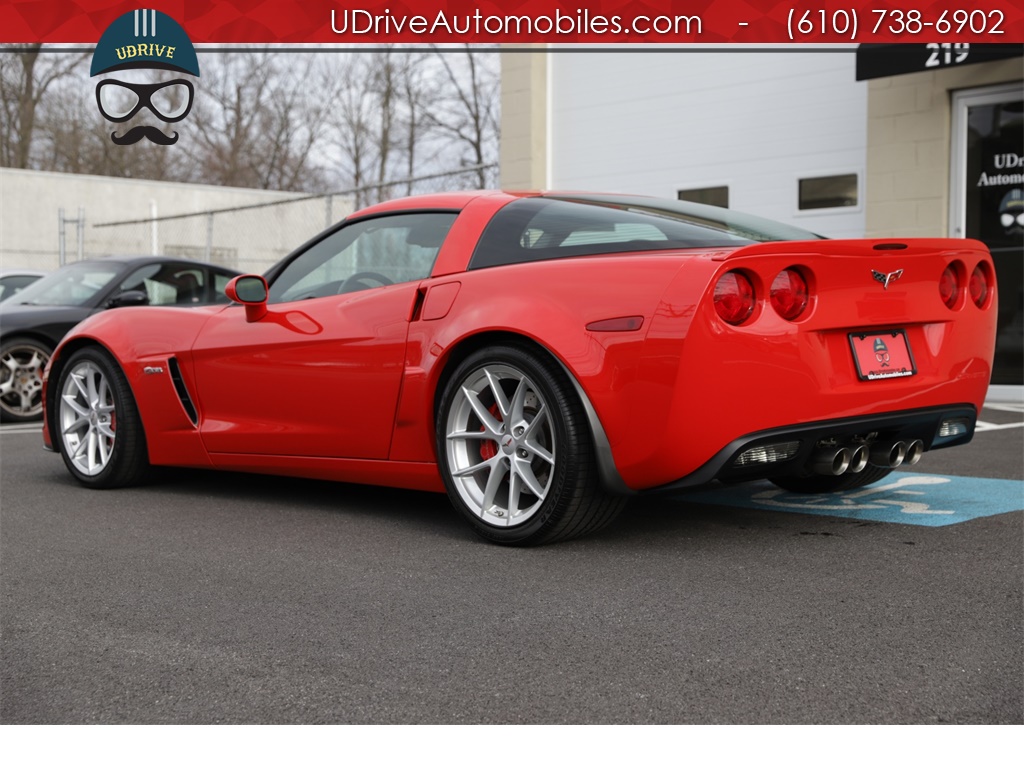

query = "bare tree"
[[188, 52, 329, 192], [400, 51, 433, 196], [329, 56, 378, 207], [425, 45, 500, 188], [374, 50, 397, 199], [2, 47, 499, 198], [327, 49, 483, 204], [0, 46, 88, 168], [327, 49, 423, 206]]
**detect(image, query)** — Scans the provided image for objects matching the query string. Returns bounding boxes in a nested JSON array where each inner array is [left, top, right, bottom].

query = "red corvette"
[[42, 192, 997, 545]]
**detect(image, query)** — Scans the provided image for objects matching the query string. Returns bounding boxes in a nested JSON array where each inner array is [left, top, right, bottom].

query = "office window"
[[799, 174, 858, 210], [677, 186, 729, 208]]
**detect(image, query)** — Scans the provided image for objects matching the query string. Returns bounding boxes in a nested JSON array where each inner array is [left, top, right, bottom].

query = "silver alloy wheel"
[[0, 341, 49, 419], [59, 359, 117, 476], [445, 364, 556, 527]]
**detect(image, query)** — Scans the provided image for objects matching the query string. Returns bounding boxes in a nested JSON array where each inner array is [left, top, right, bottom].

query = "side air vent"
[[167, 357, 198, 425]]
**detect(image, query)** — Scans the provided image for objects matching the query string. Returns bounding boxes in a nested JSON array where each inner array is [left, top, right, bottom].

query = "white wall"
[[0, 169, 351, 273], [549, 49, 868, 239]]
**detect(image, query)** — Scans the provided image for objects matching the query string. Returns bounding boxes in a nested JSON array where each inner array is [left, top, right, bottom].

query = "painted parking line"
[[977, 403, 1024, 431], [0, 425, 43, 436], [984, 402, 1024, 414], [678, 472, 1024, 527], [975, 420, 1024, 432]]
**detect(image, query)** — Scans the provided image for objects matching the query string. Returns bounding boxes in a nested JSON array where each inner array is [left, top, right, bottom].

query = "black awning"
[[856, 44, 1022, 81]]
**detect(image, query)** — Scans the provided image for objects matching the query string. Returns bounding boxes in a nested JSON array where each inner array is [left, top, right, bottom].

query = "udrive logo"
[[90, 9, 201, 146]]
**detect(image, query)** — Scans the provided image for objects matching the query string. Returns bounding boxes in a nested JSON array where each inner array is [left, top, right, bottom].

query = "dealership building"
[[500, 44, 1023, 397]]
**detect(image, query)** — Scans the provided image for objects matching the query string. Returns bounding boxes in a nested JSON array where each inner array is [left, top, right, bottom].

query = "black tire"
[[770, 464, 895, 494], [0, 337, 51, 422], [54, 346, 150, 488], [436, 344, 624, 545]]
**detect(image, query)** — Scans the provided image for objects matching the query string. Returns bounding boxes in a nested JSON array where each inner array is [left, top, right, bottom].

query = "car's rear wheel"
[[770, 464, 895, 494], [437, 344, 623, 545], [56, 346, 149, 488], [0, 337, 51, 422]]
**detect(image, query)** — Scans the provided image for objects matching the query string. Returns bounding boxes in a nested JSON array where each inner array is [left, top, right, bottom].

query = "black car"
[[0, 256, 240, 422]]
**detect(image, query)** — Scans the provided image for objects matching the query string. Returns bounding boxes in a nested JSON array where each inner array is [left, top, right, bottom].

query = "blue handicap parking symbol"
[[678, 472, 1024, 527]]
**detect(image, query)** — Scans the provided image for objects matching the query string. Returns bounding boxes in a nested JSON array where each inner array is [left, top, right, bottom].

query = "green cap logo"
[[91, 9, 200, 77]]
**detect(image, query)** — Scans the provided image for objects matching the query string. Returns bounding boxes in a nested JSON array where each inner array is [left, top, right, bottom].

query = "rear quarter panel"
[[389, 252, 718, 473]]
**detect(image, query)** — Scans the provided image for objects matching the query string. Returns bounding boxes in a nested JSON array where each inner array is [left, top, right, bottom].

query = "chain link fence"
[[85, 164, 498, 275]]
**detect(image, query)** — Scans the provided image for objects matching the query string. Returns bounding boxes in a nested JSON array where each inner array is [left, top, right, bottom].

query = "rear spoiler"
[[711, 238, 990, 262]]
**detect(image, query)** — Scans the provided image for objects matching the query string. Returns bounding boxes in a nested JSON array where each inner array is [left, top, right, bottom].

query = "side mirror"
[[107, 290, 150, 308], [225, 275, 269, 322]]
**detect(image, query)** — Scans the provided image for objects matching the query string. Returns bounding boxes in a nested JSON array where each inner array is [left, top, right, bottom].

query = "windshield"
[[5, 262, 121, 307]]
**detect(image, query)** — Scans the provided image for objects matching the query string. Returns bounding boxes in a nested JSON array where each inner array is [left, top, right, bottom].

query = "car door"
[[190, 212, 457, 460]]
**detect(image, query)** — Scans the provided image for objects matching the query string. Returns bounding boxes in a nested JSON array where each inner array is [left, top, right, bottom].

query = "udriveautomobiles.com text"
[[330, 8, 703, 36]]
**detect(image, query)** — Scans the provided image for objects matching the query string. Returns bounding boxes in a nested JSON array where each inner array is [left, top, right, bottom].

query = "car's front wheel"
[[436, 344, 623, 545], [55, 346, 149, 488], [0, 337, 51, 422]]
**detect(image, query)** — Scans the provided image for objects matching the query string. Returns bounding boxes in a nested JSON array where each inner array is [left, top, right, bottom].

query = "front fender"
[[44, 306, 225, 467]]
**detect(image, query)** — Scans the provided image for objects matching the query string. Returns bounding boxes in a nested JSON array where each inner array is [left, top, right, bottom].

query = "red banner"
[[1, 0, 1023, 44]]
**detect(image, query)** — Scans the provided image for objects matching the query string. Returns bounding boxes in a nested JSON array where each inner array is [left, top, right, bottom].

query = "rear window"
[[470, 196, 822, 270]]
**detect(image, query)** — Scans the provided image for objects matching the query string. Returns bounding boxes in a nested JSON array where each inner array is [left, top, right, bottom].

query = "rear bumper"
[[651, 404, 976, 492]]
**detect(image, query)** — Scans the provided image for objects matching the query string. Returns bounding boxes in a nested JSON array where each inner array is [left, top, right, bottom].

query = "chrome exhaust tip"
[[869, 441, 907, 468], [890, 441, 907, 468], [813, 447, 851, 476], [849, 445, 869, 474], [904, 439, 924, 466]]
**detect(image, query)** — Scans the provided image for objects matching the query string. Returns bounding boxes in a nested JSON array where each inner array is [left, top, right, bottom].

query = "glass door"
[[950, 83, 1024, 386]]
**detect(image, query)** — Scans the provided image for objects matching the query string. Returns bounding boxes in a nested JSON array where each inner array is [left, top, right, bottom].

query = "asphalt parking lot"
[[1, 405, 1021, 724]]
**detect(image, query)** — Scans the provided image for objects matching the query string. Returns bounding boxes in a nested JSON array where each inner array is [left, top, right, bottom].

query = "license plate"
[[849, 330, 917, 381]]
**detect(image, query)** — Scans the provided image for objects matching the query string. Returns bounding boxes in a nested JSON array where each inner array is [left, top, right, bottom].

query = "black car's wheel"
[[770, 464, 894, 494], [55, 346, 149, 488], [0, 337, 51, 422], [436, 344, 623, 545]]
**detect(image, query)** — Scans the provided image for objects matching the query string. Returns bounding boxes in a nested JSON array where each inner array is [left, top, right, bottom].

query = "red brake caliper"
[[479, 403, 502, 460]]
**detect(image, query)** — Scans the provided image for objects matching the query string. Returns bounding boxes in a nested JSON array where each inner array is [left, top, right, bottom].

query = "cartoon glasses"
[[1000, 212, 1024, 229], [95, 79, 194, 123]]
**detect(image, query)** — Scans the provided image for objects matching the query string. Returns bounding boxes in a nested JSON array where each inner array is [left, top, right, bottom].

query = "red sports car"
[[41, 192, 997, 545]]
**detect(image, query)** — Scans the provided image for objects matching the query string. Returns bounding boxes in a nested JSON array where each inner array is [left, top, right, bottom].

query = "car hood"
[[0, 304, 92, 339], [1, 303, 91, 323]]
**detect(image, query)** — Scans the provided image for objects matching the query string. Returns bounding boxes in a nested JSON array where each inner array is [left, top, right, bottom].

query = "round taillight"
[[770, 268, 809, 321], [969, 263, 990, 308], [939, 265, 959, 309], [714, 271, 755, 325]]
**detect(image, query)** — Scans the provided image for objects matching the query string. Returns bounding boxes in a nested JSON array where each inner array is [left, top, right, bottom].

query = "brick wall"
[[865, 57, 1023, 238]]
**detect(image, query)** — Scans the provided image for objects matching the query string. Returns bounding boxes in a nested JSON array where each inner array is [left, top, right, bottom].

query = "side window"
[[269, 212, 457, 304], [798, 174, 858, 210], [212, 271, 233, 303], [677, 186, 729, 208], [119, 264, 207, 306]]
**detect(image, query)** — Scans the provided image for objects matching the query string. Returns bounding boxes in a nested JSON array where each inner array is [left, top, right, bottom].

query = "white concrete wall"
[[548, 49, 868, 239], [0, 169, 352, 273]]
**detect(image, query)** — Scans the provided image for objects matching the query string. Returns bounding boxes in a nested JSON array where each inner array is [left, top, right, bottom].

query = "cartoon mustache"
[[110, 125, 179, 145]]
